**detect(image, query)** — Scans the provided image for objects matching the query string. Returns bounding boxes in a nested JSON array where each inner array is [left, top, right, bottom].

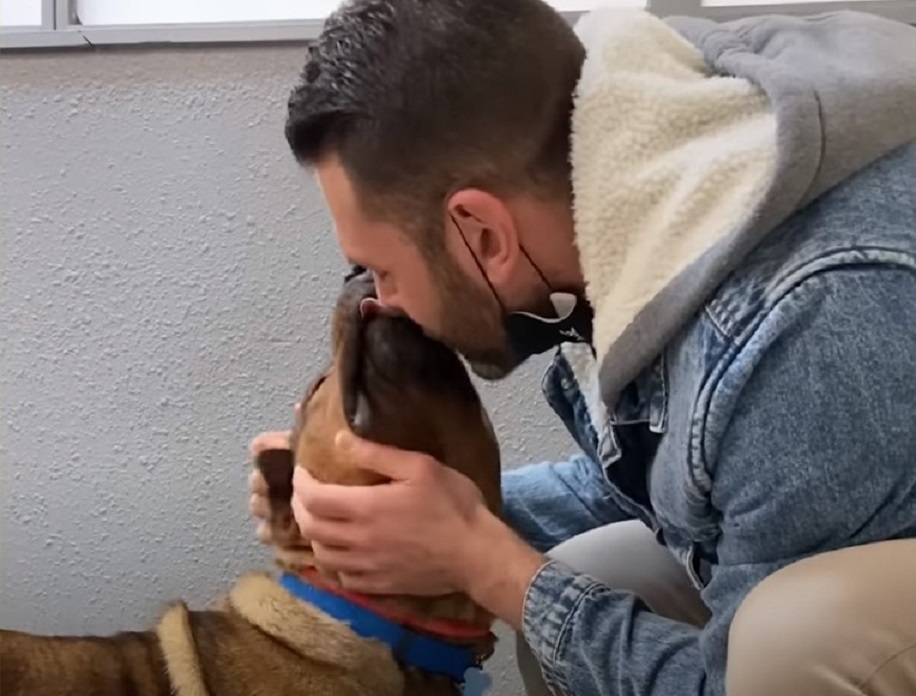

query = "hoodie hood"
[[568, 8, 916, 407]]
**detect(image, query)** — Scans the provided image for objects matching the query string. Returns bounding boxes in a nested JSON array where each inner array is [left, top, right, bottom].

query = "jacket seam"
[[702, 304, 732, 343], [551, 581, 606, 696], [705, 245, 916, 341]]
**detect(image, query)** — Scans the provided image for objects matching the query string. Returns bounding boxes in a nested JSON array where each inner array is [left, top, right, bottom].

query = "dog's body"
[[0, 272, 502, 696], [1, 576, 410, 696]]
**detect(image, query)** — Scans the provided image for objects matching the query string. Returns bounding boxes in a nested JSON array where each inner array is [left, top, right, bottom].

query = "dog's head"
[[256, 270, 501, 566]]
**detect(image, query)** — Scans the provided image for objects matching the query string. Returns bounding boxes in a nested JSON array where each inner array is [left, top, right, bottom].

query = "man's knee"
[[727, 539, 916, 696]]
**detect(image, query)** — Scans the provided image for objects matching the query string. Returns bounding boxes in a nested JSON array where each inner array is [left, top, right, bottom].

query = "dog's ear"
[[338, 301, 373, 438], [254, 448, 303, 549], [257, 448, 294, 504]]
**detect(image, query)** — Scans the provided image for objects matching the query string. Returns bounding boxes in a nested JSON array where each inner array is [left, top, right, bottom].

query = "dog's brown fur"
[[0, 272, 502, 696]]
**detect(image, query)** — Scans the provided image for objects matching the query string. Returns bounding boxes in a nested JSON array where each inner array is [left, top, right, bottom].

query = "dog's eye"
[[295, 372, 328, 434]]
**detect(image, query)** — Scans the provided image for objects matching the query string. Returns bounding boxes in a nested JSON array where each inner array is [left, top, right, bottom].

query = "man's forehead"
[[334, 230, 374, 276], [315, 162, 415, 270], [338, 222, 416, 276]]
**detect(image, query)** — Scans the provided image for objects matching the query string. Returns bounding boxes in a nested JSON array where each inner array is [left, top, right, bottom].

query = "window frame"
[[1, 0, 913, 50]]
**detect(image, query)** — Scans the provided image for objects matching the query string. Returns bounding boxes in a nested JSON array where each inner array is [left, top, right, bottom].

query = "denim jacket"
[[518, 9, 916, 696]]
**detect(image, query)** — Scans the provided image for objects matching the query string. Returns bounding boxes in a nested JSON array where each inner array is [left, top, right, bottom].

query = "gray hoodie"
[[565, 9, 916, 406]]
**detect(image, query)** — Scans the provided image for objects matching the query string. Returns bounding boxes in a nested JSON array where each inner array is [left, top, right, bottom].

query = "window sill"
[[1, 1, 913, 51], [0, 18, 326, 50]]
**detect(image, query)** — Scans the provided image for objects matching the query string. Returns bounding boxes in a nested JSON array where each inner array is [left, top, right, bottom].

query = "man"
[[249, 1, 916, 694]]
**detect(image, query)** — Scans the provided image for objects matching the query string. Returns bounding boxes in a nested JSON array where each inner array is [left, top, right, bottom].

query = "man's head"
[[285, 0, 586, 379]]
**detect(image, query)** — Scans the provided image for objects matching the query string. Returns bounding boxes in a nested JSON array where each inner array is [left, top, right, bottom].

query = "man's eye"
[[344, 264, 368, 282]]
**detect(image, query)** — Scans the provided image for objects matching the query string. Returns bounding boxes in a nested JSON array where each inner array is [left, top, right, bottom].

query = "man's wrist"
[[457, 505, 547, 630]]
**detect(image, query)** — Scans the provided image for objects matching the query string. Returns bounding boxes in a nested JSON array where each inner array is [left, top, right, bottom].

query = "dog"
[[0, 270, 503, 696]]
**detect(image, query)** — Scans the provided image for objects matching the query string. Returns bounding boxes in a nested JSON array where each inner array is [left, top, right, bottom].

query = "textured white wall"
[[0, 45, 576, 694]]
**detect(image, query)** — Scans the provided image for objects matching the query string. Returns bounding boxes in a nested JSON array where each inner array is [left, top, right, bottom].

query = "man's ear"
[[446, 188, 519, 287]]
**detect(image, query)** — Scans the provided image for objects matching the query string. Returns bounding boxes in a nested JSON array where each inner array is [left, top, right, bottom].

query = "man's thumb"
[[334, 429, 419, 481]]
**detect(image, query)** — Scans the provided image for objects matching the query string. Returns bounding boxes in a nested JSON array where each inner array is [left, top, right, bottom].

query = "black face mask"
[[502, 289, 595, 359], [451, 214, 595, 363]]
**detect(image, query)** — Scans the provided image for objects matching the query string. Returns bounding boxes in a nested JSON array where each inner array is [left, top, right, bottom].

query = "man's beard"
[[426, 255, 523, 381]]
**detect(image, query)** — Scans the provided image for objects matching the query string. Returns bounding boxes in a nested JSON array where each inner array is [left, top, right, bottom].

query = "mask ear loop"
[[450, 212, 509, 313], [449, 212, 554, 304], [517, 244, 553, 291]]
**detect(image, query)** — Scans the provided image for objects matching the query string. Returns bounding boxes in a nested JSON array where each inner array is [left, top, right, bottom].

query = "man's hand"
[[292, 430, 484, 595], [292, 430, 547, 630]]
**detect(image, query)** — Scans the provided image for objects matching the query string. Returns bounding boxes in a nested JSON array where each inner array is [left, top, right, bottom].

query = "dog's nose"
[[359, 297, 383, 319]]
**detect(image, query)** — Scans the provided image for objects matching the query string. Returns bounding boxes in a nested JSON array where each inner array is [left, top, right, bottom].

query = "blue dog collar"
[[279, 572, 488, 687]]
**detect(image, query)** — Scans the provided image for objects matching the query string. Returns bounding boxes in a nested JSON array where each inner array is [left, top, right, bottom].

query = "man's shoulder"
[[704, 141, 916, 344], [656, 193, 916, 566], [661, 143, 916, 404], [702, 258, 916, 561], [658, 141, 916, 500]]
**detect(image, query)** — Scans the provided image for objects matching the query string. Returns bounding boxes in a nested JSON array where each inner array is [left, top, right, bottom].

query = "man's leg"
[[515, 520, 711, 696], [502, 454, 634, 554], [727, 538, 916, 695]]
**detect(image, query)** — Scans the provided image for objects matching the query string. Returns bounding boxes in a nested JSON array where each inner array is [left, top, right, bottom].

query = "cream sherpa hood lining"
[[566, 8, 916, 409], [565, 7, 777, 420], [570, 9, 778, 370]]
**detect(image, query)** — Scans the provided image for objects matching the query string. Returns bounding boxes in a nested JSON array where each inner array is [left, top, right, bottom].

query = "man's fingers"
[[293, 466, 375, 521], [291, 487, 371, 548], [248, 430, 292, 459], [248, 469, 269, 497], [334, 430, 430, 482], [249, 492, 270, 521], [311, 543, 375, 575], [256, 520, 274, 545]]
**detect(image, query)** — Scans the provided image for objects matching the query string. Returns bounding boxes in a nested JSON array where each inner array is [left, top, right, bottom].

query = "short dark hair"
[[284, 0, 584, 244]]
